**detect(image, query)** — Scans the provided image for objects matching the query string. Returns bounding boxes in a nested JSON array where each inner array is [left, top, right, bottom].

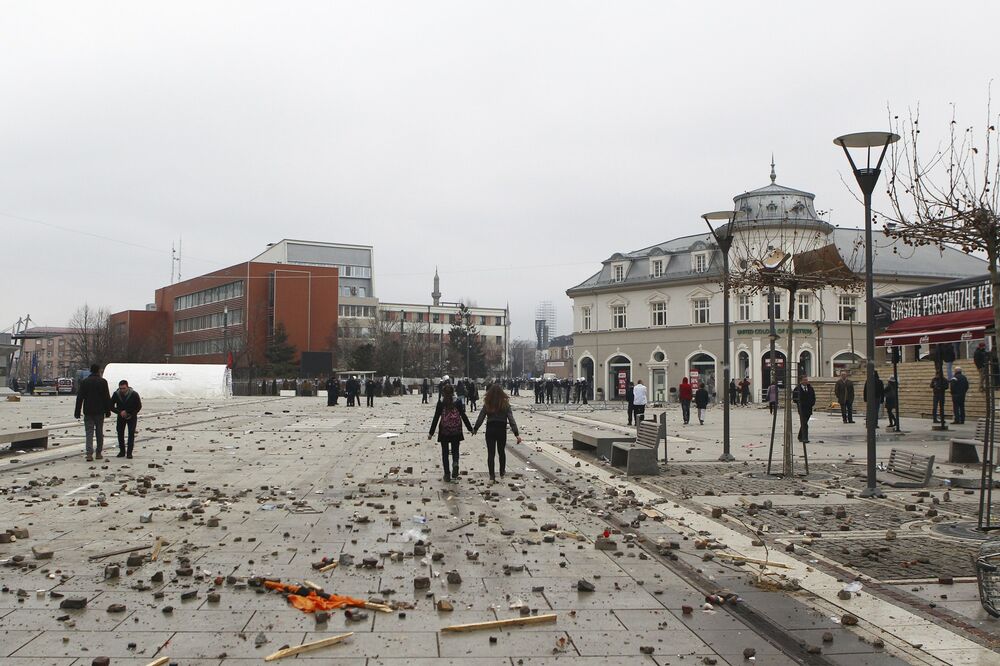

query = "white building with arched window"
[[567, 169, 987, 402]]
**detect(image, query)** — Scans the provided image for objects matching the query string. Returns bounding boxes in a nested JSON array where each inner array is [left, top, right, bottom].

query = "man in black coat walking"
[[792, 376, 816, 444], [365, 378, 376, 407], [950, 367, 969, 424], [74, 364, 111, 462], [325, 376, 338, 406], [110, 379, 142, 458]]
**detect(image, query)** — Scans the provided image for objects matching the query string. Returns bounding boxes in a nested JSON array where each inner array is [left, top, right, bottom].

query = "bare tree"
[[882, 103, 1000, 355], [67, 305, 121, 369]]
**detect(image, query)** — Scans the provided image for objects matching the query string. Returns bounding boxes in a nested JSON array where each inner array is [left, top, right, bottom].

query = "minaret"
[[770, 154, 776, 184], [431, 267, 441, 306]]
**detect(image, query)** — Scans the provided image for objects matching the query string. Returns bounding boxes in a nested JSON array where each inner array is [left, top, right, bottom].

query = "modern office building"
[[567, 169, 988, 402]]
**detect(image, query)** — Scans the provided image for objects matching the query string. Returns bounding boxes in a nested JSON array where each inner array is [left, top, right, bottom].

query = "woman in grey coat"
[[473, 384, 523, 481]]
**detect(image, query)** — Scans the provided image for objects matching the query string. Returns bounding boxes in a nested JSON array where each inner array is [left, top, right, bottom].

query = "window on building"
[[797, 292, 812, 321], [839, 295, 858, 321], [613, 264, 625, 282], [693, 253, 708, 273], [174, 280, 245, 311], [692, 298, 710, 324], [495, 336, 502, 345], [766, 293, 782, 320], [612, 305, 627, 329], [737, 294, 752, 321], [495, 316, 503, 325], [582, 306, 591, 331], [479, 315, 487, 325], [174, 309, 244, 334], [651, 259, 664, 277], [651, 301, 668, 327], [432, 313, 440, 324]]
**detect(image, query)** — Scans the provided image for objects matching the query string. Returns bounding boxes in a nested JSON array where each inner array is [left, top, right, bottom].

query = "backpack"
[[439, 405, 463, 438]]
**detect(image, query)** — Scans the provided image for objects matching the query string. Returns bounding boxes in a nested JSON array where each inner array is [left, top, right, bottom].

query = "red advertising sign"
[[617, 371, 627, 397]]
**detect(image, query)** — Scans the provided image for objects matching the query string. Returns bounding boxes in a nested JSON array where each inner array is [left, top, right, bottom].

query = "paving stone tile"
[[1, 630, 43, 658], [568, 628, 708, 655], [9, 630, 170, 658], [0, 607, 132, 631], [298, 630, 438, 658], [439, 628, 572, 658]]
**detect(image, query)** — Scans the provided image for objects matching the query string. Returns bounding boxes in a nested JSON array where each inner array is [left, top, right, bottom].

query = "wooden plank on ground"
[[441, 613, 557, 632]]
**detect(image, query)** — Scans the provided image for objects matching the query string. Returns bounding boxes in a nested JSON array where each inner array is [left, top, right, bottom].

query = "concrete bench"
[[878, 448, 935, 488], [571, 430, 633, 460], [0, 429, 50, 452], [610, 414, 664, 476], [950, 419, 997, 464]]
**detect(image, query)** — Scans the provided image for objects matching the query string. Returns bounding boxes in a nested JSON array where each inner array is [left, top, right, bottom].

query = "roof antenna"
[[770, 154, 776, 184]]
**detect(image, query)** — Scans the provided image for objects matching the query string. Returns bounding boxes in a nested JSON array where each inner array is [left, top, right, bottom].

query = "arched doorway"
[[737, 350, 750, 381], [687, 353, 717, 398], [579, 357, 595, 400], [608, 355, 631, 401], [832, 351, 862, 376], [798, 350, 813, 379], [761, 350, 787, 388]]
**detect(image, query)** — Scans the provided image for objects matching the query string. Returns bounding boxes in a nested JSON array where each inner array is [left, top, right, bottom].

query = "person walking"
[[110, 379, 142, 459], [468, 380, 479, 412], [365, 378, 376, 407], [632, 380, 648, 424], [950, 367, 969, 424], [421, 378, 430, 404], [678, 377, 693, 425], [930, 369, 949, 426], [325, 376, 339, 406], [694, 383, 709, 425], [767, 381, 778, 415], [740, 377, 751, 406], [974, 342, 988, 392], [473, 384, 523, 482], [863, 371, 884, 428], [456, 378, 467, 405], [729, 379, 739, 406], [884, 376, 899, 429], [625, 381, 635, 425], [74, 364, 111, 462], [792, 375, 816, 444], [835, 370, 855, 423], [428, 383, 473, 482]]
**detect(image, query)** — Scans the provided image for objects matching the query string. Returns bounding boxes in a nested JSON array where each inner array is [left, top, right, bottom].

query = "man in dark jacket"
[[973, 343, 988, 392], [792, 376, 817, 444], [365, 378, 376, 407], [834, 371, 855, 423], [110, 379, 142, 458], [884, 376, 899, 429], [950, 367, 969, 424], [74, 364, 111, 461], [863, 371, 885, 428], [625, 381, 635, 425], [325, 376, 338, 406], [421, 378, 430, 404]]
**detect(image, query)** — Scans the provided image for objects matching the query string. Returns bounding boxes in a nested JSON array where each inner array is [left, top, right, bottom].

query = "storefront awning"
[[876, 307, 995, 347]]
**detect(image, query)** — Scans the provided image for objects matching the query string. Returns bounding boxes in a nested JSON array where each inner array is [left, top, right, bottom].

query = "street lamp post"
[[834, 131, 900, 498], [400, 310, 405, 381], [703, 210, 738, 462], [223, 306, 228, 364]]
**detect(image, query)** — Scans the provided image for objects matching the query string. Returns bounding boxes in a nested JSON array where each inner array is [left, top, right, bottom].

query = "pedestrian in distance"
[[365, 378, 376, 407], [625, 381, 635, 425], [950, 366, 969, 424], [792, 375, 816, 443], [456, 377, 467, 405], [864, 370, 884, 429], [564, 379, 571, 403], [938, 343, 956, 380], [740, 377, 751, 406], [884, 376, 899, 429], [325, 376, 338, 406], [468, 380, 479, 412], [110, 379, 142, 459], [835, 370, 855, 423], [428, 383, 474, 482], [767, 382, 779, 415], [421, 378, 430, 404], [973, 342, 988, 392], [74, 364, 111, 462], [694, 383, 709, 425], [545, 378, 554, 404], [473, 384, 522, 482], [729, 378, 738, 406], [632, 379, 648, 424], [678, 377, 693, 425], [930, 369, 949, 426]]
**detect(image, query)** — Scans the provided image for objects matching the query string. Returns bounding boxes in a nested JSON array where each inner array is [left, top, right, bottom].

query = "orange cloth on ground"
[[264, 580, 367, 613]]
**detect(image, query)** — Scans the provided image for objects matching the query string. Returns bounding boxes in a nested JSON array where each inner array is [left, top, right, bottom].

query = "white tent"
[[102, 364, 232, 400]]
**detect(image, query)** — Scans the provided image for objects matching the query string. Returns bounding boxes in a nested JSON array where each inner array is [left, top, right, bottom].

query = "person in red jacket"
[[678, 377, 693, 425]]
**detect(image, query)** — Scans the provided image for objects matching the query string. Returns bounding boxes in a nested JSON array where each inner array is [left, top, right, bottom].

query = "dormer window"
[[651, 259, 664, 277], [613, 264, 626, 282], [693, 252, 708, 273]]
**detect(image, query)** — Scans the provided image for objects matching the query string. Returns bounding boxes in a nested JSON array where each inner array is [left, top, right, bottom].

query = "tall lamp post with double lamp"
[[703, 210, 738, 462], [834, 131, 900, 498]]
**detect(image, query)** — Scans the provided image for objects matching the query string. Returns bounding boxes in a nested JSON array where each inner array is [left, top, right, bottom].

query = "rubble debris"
[[263, 632, 353, 661], [576, 579, 595, 592]]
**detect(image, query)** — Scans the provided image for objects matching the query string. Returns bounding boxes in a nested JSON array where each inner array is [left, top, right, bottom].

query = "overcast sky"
[[3, 1, 998, 340]]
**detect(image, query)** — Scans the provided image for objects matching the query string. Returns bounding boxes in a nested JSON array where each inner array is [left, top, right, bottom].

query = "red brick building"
[[112, 241, 348, 369]]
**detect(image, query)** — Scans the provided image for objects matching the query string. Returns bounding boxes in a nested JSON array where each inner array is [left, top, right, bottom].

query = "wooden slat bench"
[[0, 429, 50, 452], [949, 419, 997, 464], [878, 448, 935, 488], [572, 430, 634, 460], [610, 414, 665, 476]]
